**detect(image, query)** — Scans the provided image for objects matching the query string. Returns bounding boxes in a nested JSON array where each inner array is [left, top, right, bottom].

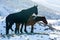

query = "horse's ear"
[[36, 5, 38, 7], [34, 5, 38, 7]]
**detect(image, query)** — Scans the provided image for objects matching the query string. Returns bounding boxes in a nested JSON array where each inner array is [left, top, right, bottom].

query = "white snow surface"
[[0, 0, 60, 40], [0, 17, 60, 40]]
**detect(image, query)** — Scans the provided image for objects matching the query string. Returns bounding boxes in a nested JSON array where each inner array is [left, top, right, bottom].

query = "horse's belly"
[[27, 21, 35, 26]]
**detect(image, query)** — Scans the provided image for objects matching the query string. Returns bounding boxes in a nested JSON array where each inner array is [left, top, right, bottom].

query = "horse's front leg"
[[24, 23, 28, 33], [20, 24, 23, 33], [31, 25, 34, 33], [11, 27, 14, 31], [15, 23, 20, 34]]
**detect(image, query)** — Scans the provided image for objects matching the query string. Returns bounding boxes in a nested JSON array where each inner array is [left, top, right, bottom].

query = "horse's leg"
[[15, 23, 18, 34], [24, 23, 28, 33], [11, 27, 14, 31], [15, 23, 20, 34], [31, 25, 34, 33], [6, 22, 10, 35], [15, 27, 17, 34], [17, 24, 20, 34], [20, 23, 23, 33], [6, 22, 13, 35], [6, 26, 9, 35]]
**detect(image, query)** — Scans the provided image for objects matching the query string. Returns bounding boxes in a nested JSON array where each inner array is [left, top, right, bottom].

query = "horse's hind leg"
[[6, 22, 12, 35], [6, 26, 9, 35], [6, 22, 14, 35], [6, 22, 9, 35]]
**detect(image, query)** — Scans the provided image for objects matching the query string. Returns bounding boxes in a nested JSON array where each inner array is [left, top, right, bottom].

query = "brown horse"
[[15, 16, 48, 34]]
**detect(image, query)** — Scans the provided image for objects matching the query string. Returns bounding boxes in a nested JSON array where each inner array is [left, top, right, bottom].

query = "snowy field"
[[0, 17, 60, 40], [0, 0, 60, 40]]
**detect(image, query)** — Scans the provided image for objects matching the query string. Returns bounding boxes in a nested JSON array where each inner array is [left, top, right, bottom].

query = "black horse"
[[15, 16, 48, 33], [6, 5, 38, 35]]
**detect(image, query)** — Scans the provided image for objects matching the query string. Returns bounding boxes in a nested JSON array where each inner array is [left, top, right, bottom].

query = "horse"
[[15, 16, 48, 34], [6, 5, 38, 35]]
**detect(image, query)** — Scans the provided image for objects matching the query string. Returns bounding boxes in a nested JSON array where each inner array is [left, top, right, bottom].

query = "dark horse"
[[15, 16, 48, 33], [6, 5, 38, 35]]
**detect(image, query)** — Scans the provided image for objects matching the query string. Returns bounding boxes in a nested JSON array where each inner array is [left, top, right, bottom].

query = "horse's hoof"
[[31, 31, 33, 33], [25, 31, 28, 33], [20, 30, 23, 33], [21, 32, 23, 33], [24, 30, 28, 33], [20, 31, 23, 33]]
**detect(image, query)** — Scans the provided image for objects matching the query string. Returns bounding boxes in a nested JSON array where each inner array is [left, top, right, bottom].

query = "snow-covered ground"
[[0, 0, 60, 40], [0, 17, 60, 40]]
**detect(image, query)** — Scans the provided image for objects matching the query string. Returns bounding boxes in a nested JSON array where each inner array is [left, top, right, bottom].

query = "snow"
[[0, 0, 60, 40], [0, 16, 60, 40]]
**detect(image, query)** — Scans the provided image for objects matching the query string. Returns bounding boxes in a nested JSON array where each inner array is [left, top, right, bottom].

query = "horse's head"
[[42, 17, 48, 25], [32, 5, 38, 15], [35, 16, 48, 25], [34, 5, 38, 15]]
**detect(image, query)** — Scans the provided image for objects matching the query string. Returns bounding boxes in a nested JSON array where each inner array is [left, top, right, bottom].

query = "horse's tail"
[[6, 17, 9, 28], [6, 18, 14, 30]]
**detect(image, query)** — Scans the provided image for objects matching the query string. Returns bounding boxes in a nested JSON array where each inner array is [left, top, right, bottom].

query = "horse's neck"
[[21, 8, 35, 21], [35, 20, 40, 23], [35, 17, 42, 22]]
